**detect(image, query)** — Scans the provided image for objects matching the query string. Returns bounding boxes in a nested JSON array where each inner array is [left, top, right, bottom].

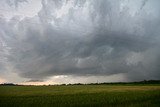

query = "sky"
[[0, 0, 160, 85]]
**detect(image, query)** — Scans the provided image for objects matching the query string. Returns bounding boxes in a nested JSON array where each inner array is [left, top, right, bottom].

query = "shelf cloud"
[[0, 0, 160, 84]]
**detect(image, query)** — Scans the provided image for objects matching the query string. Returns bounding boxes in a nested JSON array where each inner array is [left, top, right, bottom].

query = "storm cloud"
[[0, 0, 160, 83]]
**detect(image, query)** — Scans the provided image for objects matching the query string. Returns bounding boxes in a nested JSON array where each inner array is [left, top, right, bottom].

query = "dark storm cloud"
[[0, 0, 160, 81]]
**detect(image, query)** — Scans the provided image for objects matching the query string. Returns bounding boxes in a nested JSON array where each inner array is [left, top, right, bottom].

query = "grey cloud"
[[26, 79, 44, 82], [6, 0, 28, 8], [140, 0, 148, 10], [0, 0, 160, 81]]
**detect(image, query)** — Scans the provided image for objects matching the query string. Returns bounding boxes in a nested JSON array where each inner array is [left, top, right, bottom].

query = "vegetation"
[[0, 83, 160, 107]]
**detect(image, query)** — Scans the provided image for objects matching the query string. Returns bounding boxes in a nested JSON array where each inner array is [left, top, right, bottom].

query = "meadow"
[[0, 84, 160, 107]]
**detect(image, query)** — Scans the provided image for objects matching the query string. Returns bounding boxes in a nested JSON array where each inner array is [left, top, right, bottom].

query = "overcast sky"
[[0, 0, 160, 85]]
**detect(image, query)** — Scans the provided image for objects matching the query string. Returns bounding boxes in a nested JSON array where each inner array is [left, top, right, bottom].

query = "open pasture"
[[0, 84, 160, 107]]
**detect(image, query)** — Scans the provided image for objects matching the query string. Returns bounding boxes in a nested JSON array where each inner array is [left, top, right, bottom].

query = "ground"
[[0, 84, 160, 107]]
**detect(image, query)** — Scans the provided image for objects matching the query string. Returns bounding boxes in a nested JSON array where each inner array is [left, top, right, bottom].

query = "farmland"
[[0, 84, 160, 107]]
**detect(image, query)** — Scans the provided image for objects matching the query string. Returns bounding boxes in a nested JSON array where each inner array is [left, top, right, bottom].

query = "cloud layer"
[[0, 0, 160, 83]]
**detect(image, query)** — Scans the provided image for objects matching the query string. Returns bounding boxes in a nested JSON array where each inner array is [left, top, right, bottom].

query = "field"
[[0, 84, 160, 107]]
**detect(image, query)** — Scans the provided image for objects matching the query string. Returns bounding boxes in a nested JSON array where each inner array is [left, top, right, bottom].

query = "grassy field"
[[0, 84, 160, 107]]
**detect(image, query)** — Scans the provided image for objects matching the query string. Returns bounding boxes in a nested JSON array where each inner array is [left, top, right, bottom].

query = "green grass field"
[[0, 85, 160, 107]]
